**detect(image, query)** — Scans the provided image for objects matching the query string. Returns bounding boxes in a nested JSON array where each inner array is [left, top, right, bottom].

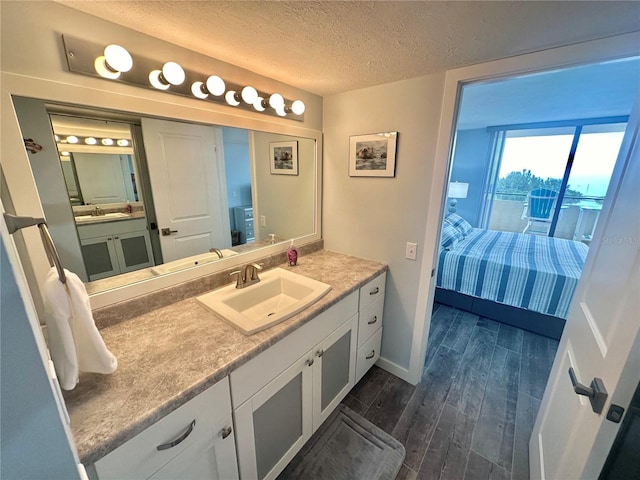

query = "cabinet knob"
[[107, 237, 112, 241], [221, 426, 233, 439], [305, 358, 314, 367], [367, 316, 378, 325], [114, 236, 119, 240], [316, 349, 324, 358]]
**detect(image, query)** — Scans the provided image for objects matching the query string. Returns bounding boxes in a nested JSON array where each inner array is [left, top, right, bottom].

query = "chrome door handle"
[[161, 228, 178, 236], [156, 419, 196, 450], [568, 368, 608, 414]]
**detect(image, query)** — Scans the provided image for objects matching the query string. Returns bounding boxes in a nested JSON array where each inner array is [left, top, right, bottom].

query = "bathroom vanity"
[[64, 250, 387, 480]]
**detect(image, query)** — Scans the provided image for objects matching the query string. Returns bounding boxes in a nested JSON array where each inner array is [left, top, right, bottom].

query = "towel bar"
[[3, 213, 67, 284]]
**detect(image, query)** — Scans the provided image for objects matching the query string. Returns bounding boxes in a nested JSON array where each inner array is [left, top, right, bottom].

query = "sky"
[[500, 131, 625, 197]]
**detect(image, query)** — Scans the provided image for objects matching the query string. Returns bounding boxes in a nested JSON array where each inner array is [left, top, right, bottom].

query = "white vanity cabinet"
[[77, 219, 153, 281], [355, 272, 386, 383], [231, 292, 359, 480], [93, 377, 238, 480]]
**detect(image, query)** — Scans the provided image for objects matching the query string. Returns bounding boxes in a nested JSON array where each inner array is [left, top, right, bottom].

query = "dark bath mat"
[[278, 404, 406, 480]]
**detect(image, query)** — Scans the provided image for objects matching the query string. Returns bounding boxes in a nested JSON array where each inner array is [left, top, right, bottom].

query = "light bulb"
[[85, 137, 97, 145], [205, 75, 225, 96], [54, 135, 60, 142], [149, 70, 170, 90], [253, 97, 266, 112], [94, 56, 120, 79], [61, 151, 70, 156], [241, 86, 258, 104], [191, 81, 208, 99], [117, 139, 130, 147], [291, 100, 305, 115], [269, 93, 285, 109], [275, 105, 286, 117], [225, 90, 240, 106], [66, 135, 79, 144], [104, 44, 133, 73], [102, 138, 114, 146], [161, 62, 185, 85]]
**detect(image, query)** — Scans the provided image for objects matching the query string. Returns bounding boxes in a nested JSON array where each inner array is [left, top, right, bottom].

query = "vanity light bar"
[[62, 35, 305, 122], [56, 135, 131, 147]]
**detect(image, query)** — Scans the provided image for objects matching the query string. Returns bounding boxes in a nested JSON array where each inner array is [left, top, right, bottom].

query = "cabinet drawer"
[[94, 378, 233, 480], [355, 328, 382, 383], [243, 208, 253, 219], [358, 296, 384, 348], [358, 272, 386, 310], [77, 218, 147, 240]]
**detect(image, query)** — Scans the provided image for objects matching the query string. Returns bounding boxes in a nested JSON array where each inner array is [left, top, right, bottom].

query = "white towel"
[[43, 267, 117, 390]]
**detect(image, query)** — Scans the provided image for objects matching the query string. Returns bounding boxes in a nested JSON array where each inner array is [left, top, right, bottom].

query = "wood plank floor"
[[342, 303, 559, 480]]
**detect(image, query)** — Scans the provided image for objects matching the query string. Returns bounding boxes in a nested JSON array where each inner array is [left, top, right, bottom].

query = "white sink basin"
[[196, 268, 331, 335], [151, 249, 238, 275], [75, 212, 130, 223]]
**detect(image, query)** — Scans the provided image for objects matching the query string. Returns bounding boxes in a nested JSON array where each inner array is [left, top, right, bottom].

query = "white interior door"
[[141, 118, 230, 262], [530, 97, 640, 479], [73, 153, 129, 204]]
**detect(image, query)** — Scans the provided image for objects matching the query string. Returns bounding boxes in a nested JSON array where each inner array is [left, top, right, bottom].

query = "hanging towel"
[[43, 267, 117, 390]]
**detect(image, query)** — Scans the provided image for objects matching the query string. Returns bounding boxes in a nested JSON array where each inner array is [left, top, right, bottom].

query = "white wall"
[[323, 74, 446, 377]]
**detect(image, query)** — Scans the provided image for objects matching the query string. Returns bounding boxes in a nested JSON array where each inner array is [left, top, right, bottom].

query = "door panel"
[[141, 118, 230, 262]]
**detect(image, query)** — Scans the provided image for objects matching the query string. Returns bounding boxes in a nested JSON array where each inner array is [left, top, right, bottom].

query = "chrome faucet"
[[91, 206, 105, 216], [209, 248, 223, 258], [230, 263, 263, 288]]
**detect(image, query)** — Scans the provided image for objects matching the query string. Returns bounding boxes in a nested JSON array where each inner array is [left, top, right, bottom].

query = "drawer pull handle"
[[367, 316, 378, 325], [369, 287, 380, 295], [365, 350, 376, 360], [221, 426, 233, 439], [305, 358, 314, 367], [316, 349, 324, 357], [156, 419, 196, 451]]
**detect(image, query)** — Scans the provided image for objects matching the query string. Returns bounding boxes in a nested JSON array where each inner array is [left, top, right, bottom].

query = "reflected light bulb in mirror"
[[291, 100, 305, 115], [161, 62, 185, 85], [66, 135, 79, 144], [149, 70, 170, 90], [225, 90, 240, 106], [253, 97, 266, 112], [84, 137, 97, 145], [102, 138, 114, 146], [206, 76, 226, 96], [60, 151, 70, 156], [117, 139, 130, 147], [241, 86, 258, 104], [275, 105, 287, 117], [191, 81, 208, 99], [269, 93, 285, 109]]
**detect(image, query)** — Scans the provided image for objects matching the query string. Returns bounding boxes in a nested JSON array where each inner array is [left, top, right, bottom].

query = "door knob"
[[568, 367, 608, 414], [161, 228, 178, 236]]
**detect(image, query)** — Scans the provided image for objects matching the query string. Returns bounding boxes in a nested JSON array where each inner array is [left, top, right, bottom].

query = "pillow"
[[445, 213, 473, 237], [441, 222, 463, 251]]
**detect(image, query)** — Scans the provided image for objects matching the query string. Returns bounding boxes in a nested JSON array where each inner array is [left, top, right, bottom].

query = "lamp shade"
[[448, 182, 469, 199]]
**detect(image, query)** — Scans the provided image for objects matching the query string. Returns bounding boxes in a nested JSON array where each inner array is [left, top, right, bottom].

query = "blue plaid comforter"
[[437, 228, 589, 319]]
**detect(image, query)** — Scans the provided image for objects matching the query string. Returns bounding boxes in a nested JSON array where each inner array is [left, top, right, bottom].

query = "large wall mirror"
[[12, 96, 319, 304]]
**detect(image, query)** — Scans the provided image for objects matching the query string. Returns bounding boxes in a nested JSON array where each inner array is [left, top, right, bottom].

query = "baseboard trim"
[[376, 357, 413, 385]]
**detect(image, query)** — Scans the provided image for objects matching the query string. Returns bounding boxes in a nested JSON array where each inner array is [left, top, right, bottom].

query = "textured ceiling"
[[57, 1, 640, 96]]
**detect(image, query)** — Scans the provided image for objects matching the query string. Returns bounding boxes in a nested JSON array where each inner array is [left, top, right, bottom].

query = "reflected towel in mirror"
[[43, 267, 117, 390]]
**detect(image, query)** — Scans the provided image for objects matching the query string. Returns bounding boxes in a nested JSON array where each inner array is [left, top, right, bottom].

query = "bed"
[[435, 216, 589, 339]]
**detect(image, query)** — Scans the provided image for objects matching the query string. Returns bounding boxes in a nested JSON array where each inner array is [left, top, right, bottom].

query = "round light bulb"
[[269, 93, 285, 109], [225, 90, 240, 106], [275, 105, 287, 117], [241, 86, 258, 104], [191, 81, 208, 99], [54, 135, 60, 142], [94, 56, 120, 79], [104, 44, 133, 73], [161, 62, 185, 85], [117, 139, 130, 147], [60, 151, 70, 156], [66, 135, 79, 144], [102, 138, 114, 146], [253, 97, 266, 112], [205, 75, 225, 96], [84, 137, 97, 145], [149, 70, 170, 90], [291, 100, 306, 115]]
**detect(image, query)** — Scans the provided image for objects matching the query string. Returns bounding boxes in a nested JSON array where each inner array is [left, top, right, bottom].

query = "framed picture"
[[349, 132, 398, 177], [270, 141, 298, 175]]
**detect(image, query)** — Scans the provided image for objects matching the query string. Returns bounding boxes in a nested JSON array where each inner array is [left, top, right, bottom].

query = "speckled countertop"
[[63, 250, 387, 465]]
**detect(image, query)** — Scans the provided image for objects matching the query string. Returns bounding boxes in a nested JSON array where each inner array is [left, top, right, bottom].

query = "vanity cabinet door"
[[80, 235, 119, 281], [234, 353, 313, 480], [312, 313, 358, 429], [112, 230, 154, 273]]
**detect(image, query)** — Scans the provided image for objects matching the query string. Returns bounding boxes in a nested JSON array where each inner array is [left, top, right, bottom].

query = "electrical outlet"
[[406, 242, 417, 260], [260, 215, 266, 227]]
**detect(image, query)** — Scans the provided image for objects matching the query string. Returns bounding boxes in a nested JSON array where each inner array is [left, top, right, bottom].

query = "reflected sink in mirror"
[[74, 212, 131, 223], [151, 249, 239, 275], [196, 268, 331, 335]]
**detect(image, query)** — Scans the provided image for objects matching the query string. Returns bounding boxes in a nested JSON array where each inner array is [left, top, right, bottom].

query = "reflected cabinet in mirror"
[[13, 96, 318, 297]]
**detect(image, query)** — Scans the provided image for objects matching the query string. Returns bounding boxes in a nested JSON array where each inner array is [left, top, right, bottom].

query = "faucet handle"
[[230, 270, 243, 287]]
